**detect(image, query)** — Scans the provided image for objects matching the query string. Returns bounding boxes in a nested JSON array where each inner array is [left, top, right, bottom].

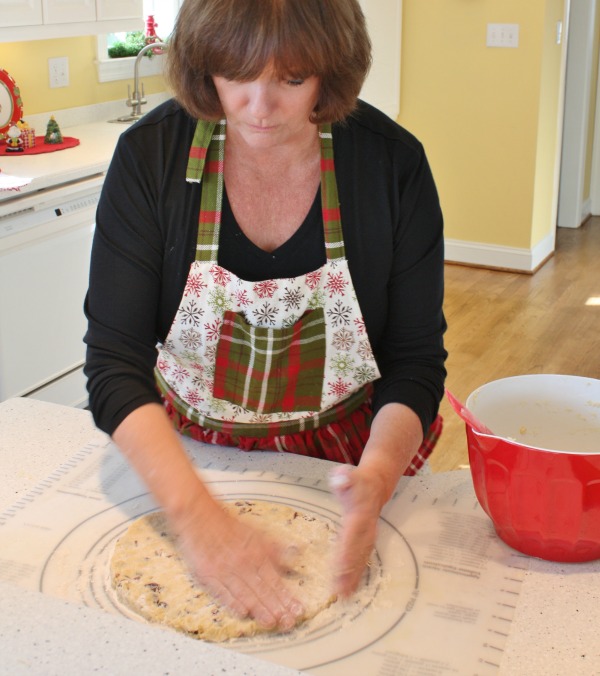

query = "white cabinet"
[[0, 0, 43, 27], [97, 0, 142, 21], [0, 0, 143, 38], [42, 0, 96, 25]]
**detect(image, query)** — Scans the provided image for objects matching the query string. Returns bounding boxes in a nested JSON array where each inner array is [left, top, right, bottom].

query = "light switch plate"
[[486, 23, 520, 49]]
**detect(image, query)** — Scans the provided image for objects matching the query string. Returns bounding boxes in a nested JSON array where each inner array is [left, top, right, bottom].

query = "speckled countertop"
[[1, 397, 599, 675], [0, 398, 304, 676]]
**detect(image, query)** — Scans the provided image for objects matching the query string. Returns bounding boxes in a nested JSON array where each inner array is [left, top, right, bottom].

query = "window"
[[96, 0, 181, 82]]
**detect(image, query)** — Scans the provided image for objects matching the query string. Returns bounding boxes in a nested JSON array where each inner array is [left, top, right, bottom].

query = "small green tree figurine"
[[44, 116, 63, 144]]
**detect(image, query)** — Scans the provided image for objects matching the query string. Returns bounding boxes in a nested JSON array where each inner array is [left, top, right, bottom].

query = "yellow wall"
[[0, 36, 165, 115], [399, 0, 566, 251]]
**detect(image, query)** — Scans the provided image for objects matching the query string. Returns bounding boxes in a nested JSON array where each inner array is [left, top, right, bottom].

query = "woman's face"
[[212, 64, 320, 149]]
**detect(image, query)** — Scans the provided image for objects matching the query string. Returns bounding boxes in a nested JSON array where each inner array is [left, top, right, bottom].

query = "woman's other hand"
[[113, 403, 303, 631], [329, 402, 424, 596], [328, 464, 382, 596]]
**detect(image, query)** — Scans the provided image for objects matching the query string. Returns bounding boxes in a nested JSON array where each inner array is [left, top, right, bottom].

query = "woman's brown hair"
[[165, 0, 372, 123]]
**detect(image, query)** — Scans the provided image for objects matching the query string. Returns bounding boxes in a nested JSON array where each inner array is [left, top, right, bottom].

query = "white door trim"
[[591, 47, 600, 215], [558, 0, 596, 228]]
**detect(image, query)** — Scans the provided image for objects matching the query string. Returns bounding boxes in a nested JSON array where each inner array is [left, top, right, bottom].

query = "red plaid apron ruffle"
[[163, 392, 442, 472]]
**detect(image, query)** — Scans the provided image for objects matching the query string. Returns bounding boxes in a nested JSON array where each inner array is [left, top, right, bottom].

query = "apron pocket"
[[213, 308, 326, 414]]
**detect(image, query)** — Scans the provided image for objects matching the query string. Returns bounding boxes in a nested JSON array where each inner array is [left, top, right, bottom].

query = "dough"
[[110, 500, 337, 641]]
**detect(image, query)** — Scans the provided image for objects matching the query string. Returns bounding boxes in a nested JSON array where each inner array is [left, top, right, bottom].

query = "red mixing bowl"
[[464, 374, 600, 562]]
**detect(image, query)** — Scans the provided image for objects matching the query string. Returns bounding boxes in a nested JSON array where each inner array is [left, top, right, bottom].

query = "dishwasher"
[[0, 174, 104, 407]]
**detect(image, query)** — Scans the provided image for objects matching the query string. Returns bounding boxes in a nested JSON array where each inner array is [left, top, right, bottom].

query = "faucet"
[[115, 41, 168, 122]]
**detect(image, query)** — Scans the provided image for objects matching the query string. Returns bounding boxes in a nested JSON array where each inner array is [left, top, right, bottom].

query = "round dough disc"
[[110, 500, 337, 641]]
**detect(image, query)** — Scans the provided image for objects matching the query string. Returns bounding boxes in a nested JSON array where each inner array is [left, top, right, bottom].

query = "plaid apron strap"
[[186, 119, 217, 181], [188, 120, 344, 264], [186, 119, 226, 263], [319, 124, 345, 261]]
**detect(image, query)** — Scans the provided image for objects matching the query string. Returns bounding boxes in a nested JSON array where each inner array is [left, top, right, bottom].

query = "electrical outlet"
[[486, 24, 520, 49], [49, 57, 69, 88]]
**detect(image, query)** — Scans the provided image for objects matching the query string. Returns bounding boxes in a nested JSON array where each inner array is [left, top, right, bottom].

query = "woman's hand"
[[329, 402, 425, 596], [113, 403, 304, 630], [174, 498, 305, 630], [328, 464, 384, 596]]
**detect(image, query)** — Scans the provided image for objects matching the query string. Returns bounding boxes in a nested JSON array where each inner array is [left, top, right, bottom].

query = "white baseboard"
[[444, 231, 556, 273]]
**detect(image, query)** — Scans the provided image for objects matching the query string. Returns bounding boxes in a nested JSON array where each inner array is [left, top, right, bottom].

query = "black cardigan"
[[84, 98, 447, 437]]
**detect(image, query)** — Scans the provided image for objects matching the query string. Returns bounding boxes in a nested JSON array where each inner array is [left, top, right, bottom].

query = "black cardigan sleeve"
[[84, 102, 198, 434], [370, 143, 447, 433], [335, 103, 447, 434]]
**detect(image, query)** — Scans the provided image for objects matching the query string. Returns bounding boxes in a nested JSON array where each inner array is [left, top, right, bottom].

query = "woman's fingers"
[[248, 558, 302, 628], [329, 465, 380, 597], [332, 507, 376, 596], [181, 511, 305, 630]]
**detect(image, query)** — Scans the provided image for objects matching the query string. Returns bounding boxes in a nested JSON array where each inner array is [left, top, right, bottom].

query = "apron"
[[156, 119, 442, 468]]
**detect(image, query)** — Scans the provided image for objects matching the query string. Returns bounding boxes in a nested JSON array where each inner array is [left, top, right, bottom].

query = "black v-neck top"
[[218, 185, 326, 281], [84, 99, 447, 438]]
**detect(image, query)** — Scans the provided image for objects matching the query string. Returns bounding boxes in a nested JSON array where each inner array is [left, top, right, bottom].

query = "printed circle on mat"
[[110, 501, 337, 641], [40, 480, 418, 670]]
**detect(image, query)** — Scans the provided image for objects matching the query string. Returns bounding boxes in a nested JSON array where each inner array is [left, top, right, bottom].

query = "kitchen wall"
[[0, 36, 165, 114], [399, 0, 569, 270], [1, 0, 597, 271]]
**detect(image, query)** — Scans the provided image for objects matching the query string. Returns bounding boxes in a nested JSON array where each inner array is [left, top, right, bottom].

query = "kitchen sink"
[[107, 115, 141, 124]]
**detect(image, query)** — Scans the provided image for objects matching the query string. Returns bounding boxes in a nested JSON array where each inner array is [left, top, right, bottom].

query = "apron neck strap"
[[186, 119, 220, 182], [187, 120, 345, 263], [318, 124, 345, 261], [187, 120, 225, 263]]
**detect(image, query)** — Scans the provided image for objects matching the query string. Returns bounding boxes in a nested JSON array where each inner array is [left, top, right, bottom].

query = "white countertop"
[[0, 121, 122, 198], [1, 397, 599, 675], [0, 398, 303, 676], [0, 94, 169, 204]]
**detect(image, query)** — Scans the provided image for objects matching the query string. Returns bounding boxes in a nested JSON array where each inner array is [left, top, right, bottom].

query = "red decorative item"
[[4, 124, 23, 152], [20, 127, 36, 149], [0, 68, 23, 141], [145, 15, 164, 55], [2, 136, 79, 155]]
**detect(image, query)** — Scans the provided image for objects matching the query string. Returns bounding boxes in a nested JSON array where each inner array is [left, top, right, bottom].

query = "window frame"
[[95, 35, 166, 83], [94, 0, 180, 82]]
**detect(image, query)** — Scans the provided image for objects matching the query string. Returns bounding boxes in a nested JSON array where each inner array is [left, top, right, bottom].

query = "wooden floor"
[[430, 216, 600, 473]]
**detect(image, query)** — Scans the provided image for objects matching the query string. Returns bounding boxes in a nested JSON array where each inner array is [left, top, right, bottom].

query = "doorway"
[[557, 0, 598, 228]]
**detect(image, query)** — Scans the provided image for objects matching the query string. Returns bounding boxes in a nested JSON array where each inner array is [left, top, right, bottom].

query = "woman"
[[85, 0, 447, 631]]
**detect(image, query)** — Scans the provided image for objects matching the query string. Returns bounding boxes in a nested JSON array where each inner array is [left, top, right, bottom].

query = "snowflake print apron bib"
[[154, 119, 381, 438]]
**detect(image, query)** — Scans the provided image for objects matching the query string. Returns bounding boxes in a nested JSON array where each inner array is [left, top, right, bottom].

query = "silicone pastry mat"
[[0, 438, 529, 675]]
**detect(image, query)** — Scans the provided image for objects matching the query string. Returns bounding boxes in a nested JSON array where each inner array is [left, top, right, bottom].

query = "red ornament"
[[145, 15, 164, 54]]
